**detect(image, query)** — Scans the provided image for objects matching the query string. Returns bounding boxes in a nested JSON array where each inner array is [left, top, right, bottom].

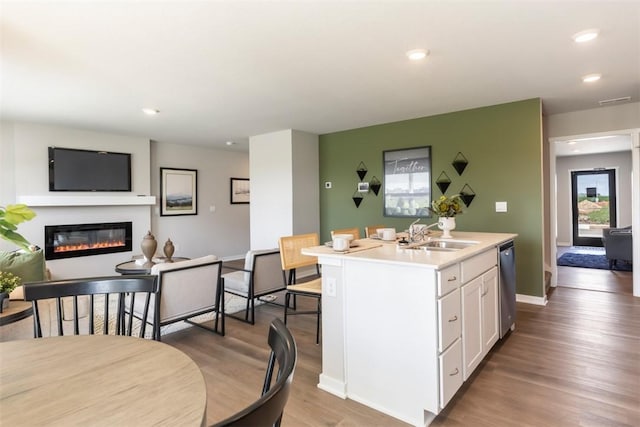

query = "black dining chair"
[[22, 275, 158, 339], [212, 318, 297, 427]]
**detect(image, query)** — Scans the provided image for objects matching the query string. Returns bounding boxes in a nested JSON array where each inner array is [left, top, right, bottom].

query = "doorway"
[[570, 169, 617, 247]]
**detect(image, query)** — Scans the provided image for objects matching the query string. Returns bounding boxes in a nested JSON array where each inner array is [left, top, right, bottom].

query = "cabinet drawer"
[[439, 338, 463, 409], [438, 288, 461, 352], [461, 249, 497, 283], [437, 264, 460, 296]]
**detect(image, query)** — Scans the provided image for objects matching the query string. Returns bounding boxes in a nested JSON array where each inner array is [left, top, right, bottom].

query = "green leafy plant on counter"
[[0, 204, 37, 251], [429, 194, 464, 218]]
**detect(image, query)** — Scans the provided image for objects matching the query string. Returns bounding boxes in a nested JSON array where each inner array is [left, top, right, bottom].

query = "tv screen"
[[48, 147, 132, 192]]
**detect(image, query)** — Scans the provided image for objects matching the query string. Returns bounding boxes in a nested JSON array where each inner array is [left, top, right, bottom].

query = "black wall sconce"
[[452, 152, 469, 175], [356, 161, 368, 181], [436, 171, 451, 194], [370, 176, 381, 196], [460, 183, 476, 207]]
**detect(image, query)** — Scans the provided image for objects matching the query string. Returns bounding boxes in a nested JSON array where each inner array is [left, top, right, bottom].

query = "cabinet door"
[[461, 276, 482, 380], [439, 338, 463, 409], [438, 288, 461, 352], [482, 267, 499, 351]]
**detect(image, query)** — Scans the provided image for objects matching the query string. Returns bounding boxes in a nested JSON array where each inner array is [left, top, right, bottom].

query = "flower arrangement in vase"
[[429, 194, 463, 238]]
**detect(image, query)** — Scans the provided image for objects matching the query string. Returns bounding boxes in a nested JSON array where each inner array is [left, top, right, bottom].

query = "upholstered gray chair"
[[129, 255, 225, 340], [602, 226, 632, 269], [222, 249, 284, 324]]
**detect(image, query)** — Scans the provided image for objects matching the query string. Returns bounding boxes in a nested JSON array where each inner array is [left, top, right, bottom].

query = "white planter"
[[438, 217, 456, 239]]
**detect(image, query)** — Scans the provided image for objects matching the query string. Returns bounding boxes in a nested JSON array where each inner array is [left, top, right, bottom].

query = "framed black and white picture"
[[160, 168, 198, 216], [383, 146, 432, 217], [230, 178, 250, 204]]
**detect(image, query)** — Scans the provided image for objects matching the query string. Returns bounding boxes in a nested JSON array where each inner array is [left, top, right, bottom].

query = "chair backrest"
[[365, 225, 385, 238], [278, 233, 320, 271], [330, 227, 361, 240], [151, 255, 222, 323], [23, 275, 158, 339], [250, 250, 287, 297], [211, 318, 297, 427]]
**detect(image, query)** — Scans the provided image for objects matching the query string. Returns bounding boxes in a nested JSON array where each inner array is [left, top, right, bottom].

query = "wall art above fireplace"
[[44, 222, 133, 260]]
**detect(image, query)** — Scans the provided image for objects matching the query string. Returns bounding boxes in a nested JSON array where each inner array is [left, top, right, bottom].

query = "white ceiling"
[[1, 1, 639, 153]]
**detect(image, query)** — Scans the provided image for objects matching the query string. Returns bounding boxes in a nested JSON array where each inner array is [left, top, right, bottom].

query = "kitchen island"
[[302, 231, 517, 427]]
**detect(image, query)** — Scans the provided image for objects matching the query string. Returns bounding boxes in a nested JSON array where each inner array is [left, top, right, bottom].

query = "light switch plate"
[[495, 201, 508, 212], [324, 181, 332, 189]]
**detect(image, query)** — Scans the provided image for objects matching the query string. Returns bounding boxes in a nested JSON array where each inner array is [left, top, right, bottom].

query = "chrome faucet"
[[408, 219, 439, 243]]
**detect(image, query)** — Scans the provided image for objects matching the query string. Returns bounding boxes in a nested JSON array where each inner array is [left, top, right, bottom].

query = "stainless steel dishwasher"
[[499, 240, 516, 338]]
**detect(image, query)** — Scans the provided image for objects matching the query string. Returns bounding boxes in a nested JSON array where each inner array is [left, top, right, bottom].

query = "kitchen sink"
[[403, 238, 479, 252]]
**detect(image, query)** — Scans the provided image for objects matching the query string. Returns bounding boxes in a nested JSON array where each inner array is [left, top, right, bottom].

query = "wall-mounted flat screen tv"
[[48, 147, 132, 192]]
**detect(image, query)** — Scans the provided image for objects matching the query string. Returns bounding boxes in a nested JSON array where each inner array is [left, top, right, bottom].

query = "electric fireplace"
[[44, 222, 133, 260]]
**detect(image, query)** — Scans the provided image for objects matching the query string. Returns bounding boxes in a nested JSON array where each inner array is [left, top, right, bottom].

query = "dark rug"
[[557, 252, 632, 271]]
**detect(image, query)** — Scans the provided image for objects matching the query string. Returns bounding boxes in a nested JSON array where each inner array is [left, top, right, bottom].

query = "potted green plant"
[[0, 271, 21, 312], [0, 204, 36, 251], [429, 194, 463, 238]]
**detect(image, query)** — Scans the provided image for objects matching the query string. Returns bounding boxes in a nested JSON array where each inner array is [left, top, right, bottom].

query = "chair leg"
[[284, 292, 290, 325]]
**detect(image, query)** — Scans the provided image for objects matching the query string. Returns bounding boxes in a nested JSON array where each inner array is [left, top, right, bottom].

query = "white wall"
[[250, 130, 294, 249], [546, 102, 640, 138], [0, 121, 153, 278], [555, 151, 633, 245], [151, 141, 250, 259], [292, 130, 320, 235], [1, 121, 252, 278], [249, 129, 319, 249], [545, 103, 639, 296]]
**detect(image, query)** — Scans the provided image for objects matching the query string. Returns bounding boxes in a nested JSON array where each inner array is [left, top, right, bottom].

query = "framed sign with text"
[[383, 146, 431, 217]]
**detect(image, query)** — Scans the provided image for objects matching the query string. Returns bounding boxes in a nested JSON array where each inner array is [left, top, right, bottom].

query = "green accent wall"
[[319, 98, 544, 298]]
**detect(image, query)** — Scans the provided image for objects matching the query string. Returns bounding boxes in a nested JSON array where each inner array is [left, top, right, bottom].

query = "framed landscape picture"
[[230, 178, 250, 204], [160, 168, 198, 216]]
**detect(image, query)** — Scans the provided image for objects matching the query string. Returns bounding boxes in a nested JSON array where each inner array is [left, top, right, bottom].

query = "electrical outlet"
[[326, 277, 337, 297], [495, 201, 508, 212]]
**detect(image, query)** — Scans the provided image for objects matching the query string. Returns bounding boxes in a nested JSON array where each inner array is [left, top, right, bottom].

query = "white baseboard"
[[516, 293, 547, 306]]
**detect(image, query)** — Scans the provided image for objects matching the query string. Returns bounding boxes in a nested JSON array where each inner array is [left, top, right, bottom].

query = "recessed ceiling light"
[[582, 73, 601, 83], [406, 49, 429, 61], [225, 141, 235, 146], [142, 108, 159, 115], [572, 29, 599, 43]]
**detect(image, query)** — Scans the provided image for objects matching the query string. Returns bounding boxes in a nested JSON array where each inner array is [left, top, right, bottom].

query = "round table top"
[[0, 300, 33, 327], [0, 335, 207, 426], [115, 257, 190, 274]]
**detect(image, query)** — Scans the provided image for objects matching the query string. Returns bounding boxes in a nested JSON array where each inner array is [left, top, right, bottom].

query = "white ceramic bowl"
[[333, 233, 354, 241]]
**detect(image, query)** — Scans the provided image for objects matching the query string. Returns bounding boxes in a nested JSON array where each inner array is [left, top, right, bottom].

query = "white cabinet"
[[438, 288, 461, 352], [436, 264, 462, 408], [482, 267, 499, 351], [462, 266, 499, 380], [439, 339, 462, 408], [461, 276, 483, 379]]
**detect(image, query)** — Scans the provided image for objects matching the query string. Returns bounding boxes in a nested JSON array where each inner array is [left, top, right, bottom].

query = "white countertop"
[[302, 231, 517, 270]]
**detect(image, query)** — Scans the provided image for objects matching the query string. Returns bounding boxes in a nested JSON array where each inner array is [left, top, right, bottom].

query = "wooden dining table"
[[0, 335, 207, 426]]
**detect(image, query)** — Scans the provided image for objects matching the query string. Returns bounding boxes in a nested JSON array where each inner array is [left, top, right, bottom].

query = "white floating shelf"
[[17, 195, 156, 207]]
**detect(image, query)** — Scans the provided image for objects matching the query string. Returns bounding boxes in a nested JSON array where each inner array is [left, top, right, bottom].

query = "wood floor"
[[162, 267, 640, 427]]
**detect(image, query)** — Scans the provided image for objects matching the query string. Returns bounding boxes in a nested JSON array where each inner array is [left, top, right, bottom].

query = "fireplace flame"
[[54, 240, 125, 253]]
